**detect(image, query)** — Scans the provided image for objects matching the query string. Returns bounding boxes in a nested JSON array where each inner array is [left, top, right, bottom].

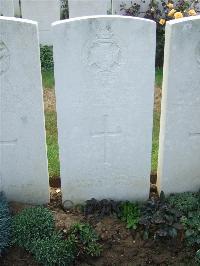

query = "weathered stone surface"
[[68, 0, 111, 18], [21, 0, 60, 45], [158, 16, 200, 194], [0, 0, 14, 17], [0, 17, 49, 203], [53, 16, 156, 203]]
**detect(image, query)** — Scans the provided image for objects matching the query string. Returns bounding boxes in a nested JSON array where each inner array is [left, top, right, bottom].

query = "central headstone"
[[0, 17, 49, 204], [53, 16, 156, 203]]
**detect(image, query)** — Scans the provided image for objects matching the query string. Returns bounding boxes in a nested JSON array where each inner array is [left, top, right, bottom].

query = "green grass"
[[151, 111, 161, 173], [152, 68, 163, 172], [43, 69, 163, 179], [44, 112, 60, 179], [155, 68, 163, 88], [42, 70, 54, 89]]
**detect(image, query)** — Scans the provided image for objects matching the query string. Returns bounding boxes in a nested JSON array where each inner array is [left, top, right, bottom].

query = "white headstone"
[[21, 0, 60, 45], [158, 16, 200, 195], [0, 17, 49, 204], [13, 0, 21, 17], [112, 0, 151, 16], [53, 16, 156, 204], [0, 0, 14, 16], [68, 0, 111, 18]]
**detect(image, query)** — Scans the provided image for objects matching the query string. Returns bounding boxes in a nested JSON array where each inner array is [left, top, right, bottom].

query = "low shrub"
[[167, 191, 200, 256], [181, 210, 200, 247], [69, 223, 102, 257], [139, 192, 183, 239], [84, 198, 141, 230], [119, 201, 140, 229], [40, 45, 54, 71], [12, 206, 102, 265], [32, 232, 76, 266], [84, 198, 121, 218], [0, 192, 11, 255], [12, 206, 55, 251], [167, 192, 199, 214]]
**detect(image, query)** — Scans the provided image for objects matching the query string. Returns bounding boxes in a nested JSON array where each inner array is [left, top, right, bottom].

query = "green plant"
[[168, 192, 200, 215], [40, 45, 54, 71], [139, 192, 183, 239], [0, 192, 11, 255], [119, 201, 140, 229], [69, 223, 102, 257], [12, 207, 55, 251], [32, 232, 76, 266], [181, 210, 200, 247]]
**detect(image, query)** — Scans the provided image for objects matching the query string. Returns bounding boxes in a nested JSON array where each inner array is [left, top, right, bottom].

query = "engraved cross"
[[91, 115, 121, 164]]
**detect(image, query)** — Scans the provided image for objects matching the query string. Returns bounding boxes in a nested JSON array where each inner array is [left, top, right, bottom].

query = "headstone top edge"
[[167, 14, 200, 26], [0, 16, 38, 26], [52, 15, 156, 27]]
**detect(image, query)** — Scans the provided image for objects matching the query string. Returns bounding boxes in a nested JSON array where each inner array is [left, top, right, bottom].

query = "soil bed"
[[1, 187, 197, 266]]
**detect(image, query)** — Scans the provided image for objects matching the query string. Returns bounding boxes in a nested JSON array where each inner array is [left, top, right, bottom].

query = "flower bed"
[[1, 188, 200, 265]]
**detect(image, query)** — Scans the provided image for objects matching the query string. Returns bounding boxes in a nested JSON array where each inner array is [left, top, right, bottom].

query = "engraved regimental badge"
[[83, 21, 122, 74]]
